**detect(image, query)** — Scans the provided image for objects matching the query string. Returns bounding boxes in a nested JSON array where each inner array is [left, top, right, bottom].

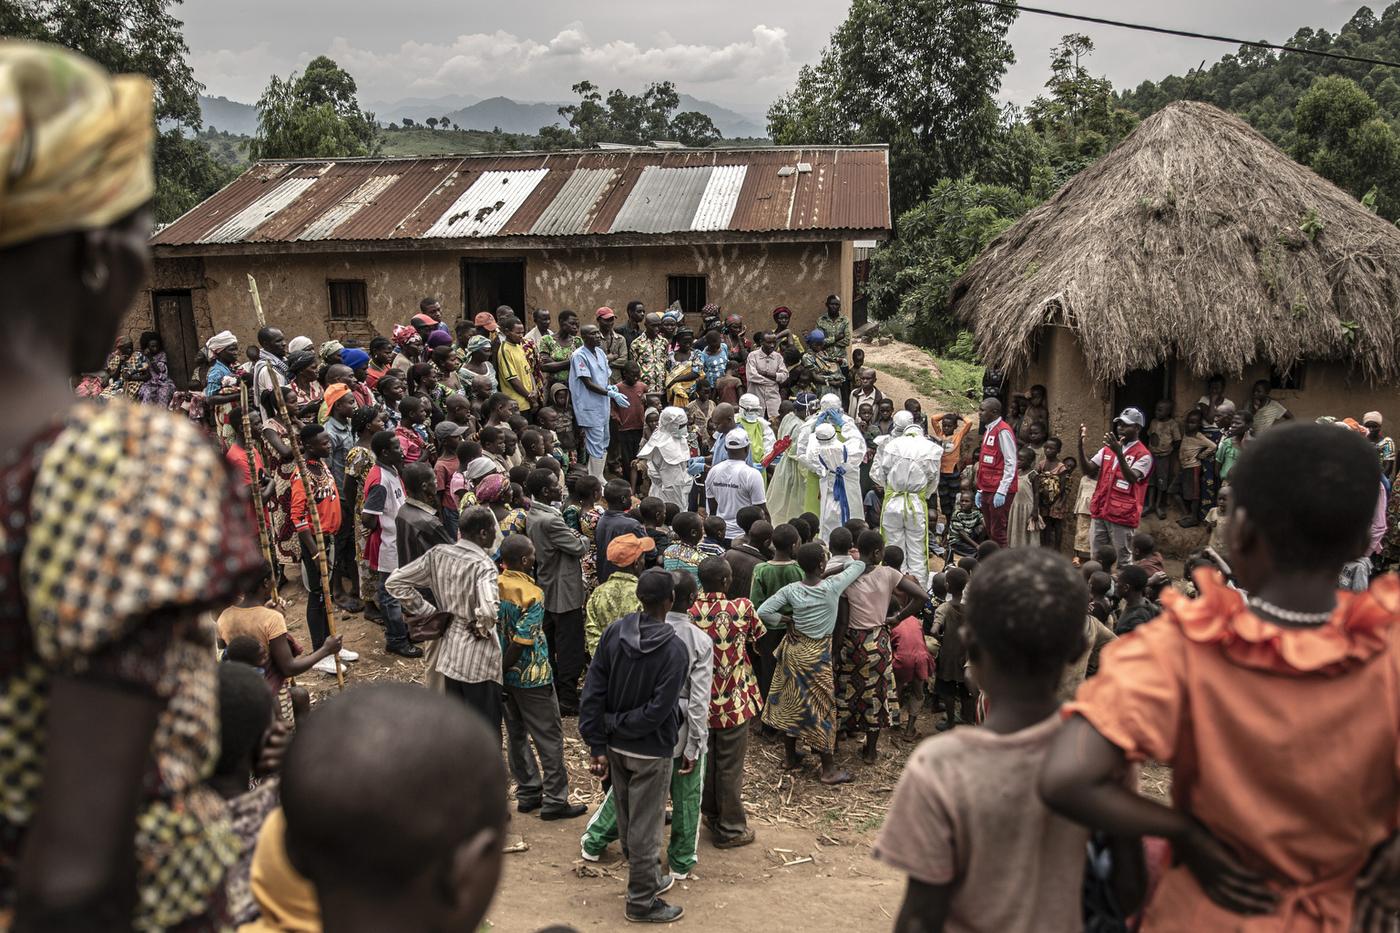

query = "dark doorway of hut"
[[462, 259, 525, 318], [152, 289, 199, 386], [1114, 362, 1173, 423]]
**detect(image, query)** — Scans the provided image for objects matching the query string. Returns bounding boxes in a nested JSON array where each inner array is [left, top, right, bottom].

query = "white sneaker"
[[313, 655, 341, 675], [669, 871, 691, 885], [337, 648, 359, 662], [579, 837, 600, 862]]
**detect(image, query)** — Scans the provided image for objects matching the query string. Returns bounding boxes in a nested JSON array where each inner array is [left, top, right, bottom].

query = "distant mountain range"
[[198, 92, 768, 140]]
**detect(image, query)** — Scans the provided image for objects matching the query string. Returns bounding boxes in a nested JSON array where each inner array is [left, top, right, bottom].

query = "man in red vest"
[[974, 397, 1019, 547], [1077, 408, 1154, 567]]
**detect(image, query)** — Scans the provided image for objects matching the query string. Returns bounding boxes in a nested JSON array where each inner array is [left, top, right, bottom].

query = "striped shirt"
[[385, 539, 502, 684]]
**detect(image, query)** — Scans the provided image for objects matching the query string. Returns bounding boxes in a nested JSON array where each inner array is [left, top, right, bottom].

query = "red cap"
[[473, 312, 498, 332], [596, 306, 616, 320]]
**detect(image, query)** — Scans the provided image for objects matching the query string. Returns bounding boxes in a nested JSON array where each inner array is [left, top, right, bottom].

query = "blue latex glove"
[[607, 385, 630, 408], [974, 491, 983, 509], [993, 492, 1006, 509], [686, 457, 706, 477]]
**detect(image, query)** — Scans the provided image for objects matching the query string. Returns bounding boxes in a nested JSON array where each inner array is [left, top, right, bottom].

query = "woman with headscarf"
[[0, 42, 264, 929], [121, 331, 151, 398], [771, 306, 803, 353], [458, 334, 497, 391], [391, 325, 422, 373], [638, 406, 697, 510], [345, 404, 386, 619], [99, 334, 134, 399], [661, 306, 684, 348], [538, 309, 583, 388], [339, 347, 374, 408], [285, 348, 322, 412], [133, 331, 175, 407], [261, 386, 304, 569]]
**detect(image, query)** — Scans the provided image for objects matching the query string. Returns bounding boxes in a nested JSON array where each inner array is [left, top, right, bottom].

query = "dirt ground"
[[280, 587, 1169, 932]]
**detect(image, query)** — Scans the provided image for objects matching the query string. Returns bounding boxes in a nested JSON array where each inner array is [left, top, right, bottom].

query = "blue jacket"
[[594, 509, 644, 583], [579, 611, 688, 758]]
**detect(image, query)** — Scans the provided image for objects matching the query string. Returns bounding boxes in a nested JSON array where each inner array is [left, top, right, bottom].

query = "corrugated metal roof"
[[196, 176, 319, 243], [152, 146, 889, 248], [528, 168, 619, 236], [610, 165, 714, 234], [424, 169, 550, 238], [690, 165, 747, 232]]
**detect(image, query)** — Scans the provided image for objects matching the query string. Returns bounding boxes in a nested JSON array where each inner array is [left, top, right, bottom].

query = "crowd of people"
[[12, 40, 1400, 933]]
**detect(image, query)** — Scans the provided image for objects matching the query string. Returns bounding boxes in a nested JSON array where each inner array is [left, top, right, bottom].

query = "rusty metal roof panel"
[[424, 168, 550, 237], [197, 173, 321, 243], [609, 165, 713, 234], [151, 147, 889, 248], [526, 167, 619, 236], [690, 164, 748, 231]]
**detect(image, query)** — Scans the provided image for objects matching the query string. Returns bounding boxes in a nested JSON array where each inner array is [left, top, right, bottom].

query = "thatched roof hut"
[[951, 100, 1400, 386]]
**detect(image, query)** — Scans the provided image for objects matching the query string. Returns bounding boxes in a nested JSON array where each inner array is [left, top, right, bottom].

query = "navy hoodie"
[[578, 611, 688, 758]]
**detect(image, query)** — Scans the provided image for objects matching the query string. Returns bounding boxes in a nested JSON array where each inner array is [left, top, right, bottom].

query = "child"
[[690, 557, 764, 848], [904, 399, 929, 436], [749, 523, 805, 703], [1203, 485, 1231, 559], [663, 511, 705, 584], [394, 396, 429, 464], [213, 661, 283, 927], [638, 496, 671, 567], [278, 684, 508, 933], [1130, 532, 1166, 579], [1072, 469, 1097, 563], [686, 380, 717, 454], [1087, 571, 1113, 627], [498, 535, 584, 821], [1216, 411, 1251, 483], [949, 490, 985, 559], [1036, 437, 1075, 550], [217, 567, 344, 704], [1145, 399, 1182, 520], [1175, 408, 1217, 527], [612, 361, 648, 486], [876, 549, 1132, 933], [1042, 423, 1400, 931], [724, 515, 770, 600], [890, 612, 933, 737], [1006, 446, 1040, 548], [756, 542, 867, 785], [1112, 565, 1155, 635], [701, 515, 729, 557], [847, 367, 886, 420], [798, 512, 821, 544], [932, 567, 972, 730]]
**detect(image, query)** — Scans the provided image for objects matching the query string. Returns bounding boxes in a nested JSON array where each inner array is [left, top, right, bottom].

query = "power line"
[[973, 0, 1400, 71]]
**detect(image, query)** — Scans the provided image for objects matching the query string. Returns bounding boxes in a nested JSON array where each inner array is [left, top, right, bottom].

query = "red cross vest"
[[976, 420, 1018, 495], [1089, 440, 1151, 527]]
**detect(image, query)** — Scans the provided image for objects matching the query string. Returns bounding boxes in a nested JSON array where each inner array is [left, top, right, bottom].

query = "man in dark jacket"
[[579, 568, 689, 924], [594, 479, 645, 585], [525, 468, 588, 714]]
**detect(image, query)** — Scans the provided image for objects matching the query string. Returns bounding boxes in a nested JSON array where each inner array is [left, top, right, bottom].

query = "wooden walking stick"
[[238, 381, 280, 605], [273, 385, 345, 691]]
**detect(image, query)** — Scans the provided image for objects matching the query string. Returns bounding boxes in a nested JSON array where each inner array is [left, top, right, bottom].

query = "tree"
[[426, 117, 439, 130], [440, 115, 451, 128], [2, 0, 232, 222], [866, 178, 1035, 348], [451, 122, 461, 132], [671, 111, 722, 147], [402, 117, 416, 127], [249, 56, 380, 160], [766, 0, 1018, 215], [1023, 35, 1138, 183], [1294, 74, 1400, 218]]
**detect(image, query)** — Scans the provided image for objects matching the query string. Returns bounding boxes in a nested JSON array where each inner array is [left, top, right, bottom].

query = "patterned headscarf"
[[0, 42, 154, 249], [474, 473, 508, 503], [662, 308, 684, 324], [466, 335, 492, 355], [392, 325, 417, 347], [318, 340, 344, 362]]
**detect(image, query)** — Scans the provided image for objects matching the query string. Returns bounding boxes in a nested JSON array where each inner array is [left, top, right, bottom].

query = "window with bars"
[[666, 275, 707, 314], [327, 279, 368, 321]]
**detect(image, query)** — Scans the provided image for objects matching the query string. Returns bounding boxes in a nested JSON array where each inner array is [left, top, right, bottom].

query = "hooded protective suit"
[[638, 406, 695, 510], [800, 413, 867, 539], [871, 417, 940, 586]]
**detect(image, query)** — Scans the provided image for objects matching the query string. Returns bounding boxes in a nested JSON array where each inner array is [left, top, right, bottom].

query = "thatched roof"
[[951, 100, 1400, 384]]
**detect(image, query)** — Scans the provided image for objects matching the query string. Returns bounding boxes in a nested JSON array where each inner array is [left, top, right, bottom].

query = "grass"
[[873, 352, 984, 413], [378, 126, 535, 157]]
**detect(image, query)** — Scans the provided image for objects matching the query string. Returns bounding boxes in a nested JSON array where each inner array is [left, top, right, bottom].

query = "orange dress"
[[1068, 571, 1400, 933]]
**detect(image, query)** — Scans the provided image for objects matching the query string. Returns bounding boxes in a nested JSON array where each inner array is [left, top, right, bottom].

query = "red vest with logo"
[[975, 420, 1019, 496], [1089, 440, 1151, 527]]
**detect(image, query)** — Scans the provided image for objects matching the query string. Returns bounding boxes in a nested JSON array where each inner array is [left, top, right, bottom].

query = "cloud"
[[190, 42, 293, 101], [325, 23, 791, 98]]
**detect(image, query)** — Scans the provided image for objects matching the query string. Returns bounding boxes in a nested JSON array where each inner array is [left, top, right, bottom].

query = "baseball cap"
[[724, 427, 751, 450], [473, 311, 498, 332], [606, 533, 656, 567], [1113, 408, 1146, 428], [433, 420, 468, 442], [596, 306, 616, 320]]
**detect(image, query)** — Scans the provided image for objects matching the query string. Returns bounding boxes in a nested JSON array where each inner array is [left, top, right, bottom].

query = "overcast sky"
[[181, 0, 1376, 116]]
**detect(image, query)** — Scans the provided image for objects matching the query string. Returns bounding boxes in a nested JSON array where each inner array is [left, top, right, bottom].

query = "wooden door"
[[152, 290, 199, 387]]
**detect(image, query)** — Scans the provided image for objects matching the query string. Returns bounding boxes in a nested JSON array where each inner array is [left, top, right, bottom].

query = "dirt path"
[[858, 338, 980, 417]]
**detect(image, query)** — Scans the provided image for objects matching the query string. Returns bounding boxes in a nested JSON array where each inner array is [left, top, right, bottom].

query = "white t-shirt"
[[704, 458, 767, 538]]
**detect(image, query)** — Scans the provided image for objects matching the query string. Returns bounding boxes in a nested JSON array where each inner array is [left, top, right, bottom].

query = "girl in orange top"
[[1040, 422, 1400, 932]]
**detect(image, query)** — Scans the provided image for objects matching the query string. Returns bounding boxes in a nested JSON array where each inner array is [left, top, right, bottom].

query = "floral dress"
[[345, 444, 377, 601], [578, 504, 605, 596], [121, 349, 150, 399], [264, 419, 301, 565], [136, 350, 176, 408], [538, 333, 582, 387]]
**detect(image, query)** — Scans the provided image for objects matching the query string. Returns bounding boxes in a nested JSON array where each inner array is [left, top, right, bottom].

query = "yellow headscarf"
[[0, 40, 154, 249]]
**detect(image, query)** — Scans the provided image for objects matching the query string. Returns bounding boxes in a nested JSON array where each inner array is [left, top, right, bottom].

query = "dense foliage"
[[2, 0, 236, 222], [538, 81, 722, 149], [249, 56, 381, 161]]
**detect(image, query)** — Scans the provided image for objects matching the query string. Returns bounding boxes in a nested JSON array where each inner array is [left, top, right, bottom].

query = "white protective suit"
[[736, 393, 777, 464], [799, 400, 867, 538], [766, 397, 819, 524], [638, 406, 693, 511], [871, 420, 941, 587]]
